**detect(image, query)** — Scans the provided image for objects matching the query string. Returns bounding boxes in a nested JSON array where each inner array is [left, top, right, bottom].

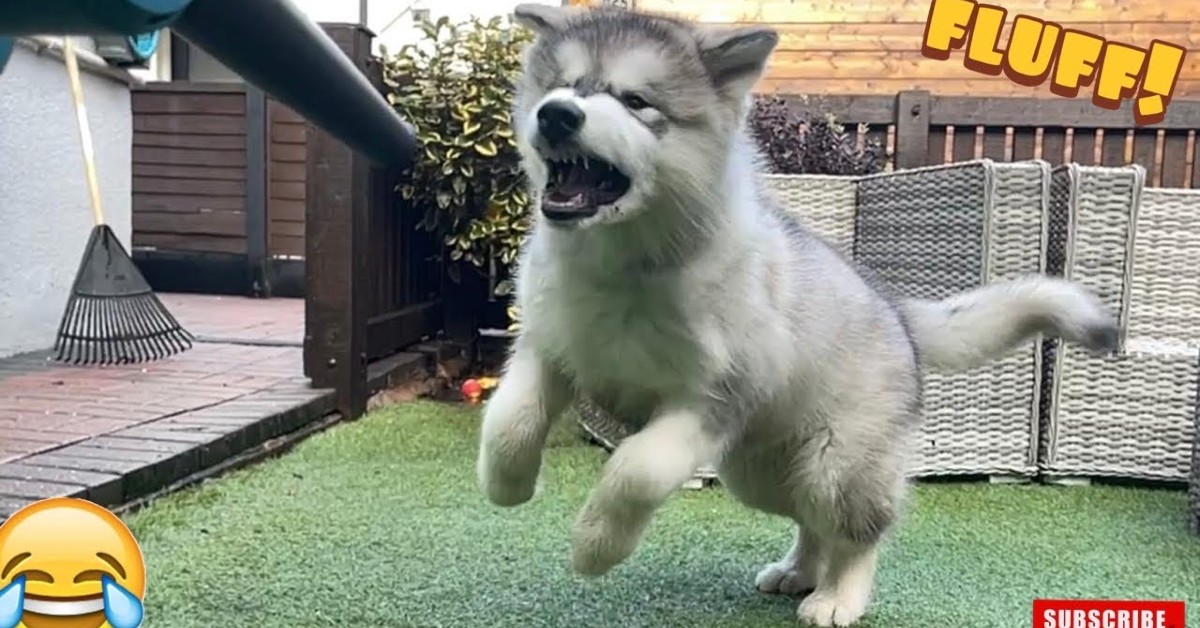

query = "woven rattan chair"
[[1040, 165, 1200, 483], [854, 160, 1048, 479], [764, 173, 858, 253]]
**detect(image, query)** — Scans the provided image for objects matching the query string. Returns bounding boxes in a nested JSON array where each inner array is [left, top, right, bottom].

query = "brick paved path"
[[0, 294, 313, 472], [158, 293, 303, 345]]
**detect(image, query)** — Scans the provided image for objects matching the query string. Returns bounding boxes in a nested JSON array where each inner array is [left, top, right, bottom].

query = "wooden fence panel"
[[638, 0, 1200, 98], [131, 83, 249, 256], [267, 100, 308, 259], [784, 93, 1200, 187]]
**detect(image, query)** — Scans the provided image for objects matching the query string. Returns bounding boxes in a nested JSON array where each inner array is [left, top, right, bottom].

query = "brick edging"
[[0, 380, 336, 520]]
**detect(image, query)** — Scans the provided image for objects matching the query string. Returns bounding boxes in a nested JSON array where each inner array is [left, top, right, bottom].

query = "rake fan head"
[[53, 225, 193, 365]]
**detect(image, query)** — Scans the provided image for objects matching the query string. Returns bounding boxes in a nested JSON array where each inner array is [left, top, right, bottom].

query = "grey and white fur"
[[476, 5, 1118, 626]]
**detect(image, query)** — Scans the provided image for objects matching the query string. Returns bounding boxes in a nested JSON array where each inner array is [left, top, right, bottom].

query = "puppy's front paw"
[[477, 399, 546, 507], [477, 450, 540, 507], [797, 589, 869, 627], [480, 470, 539, 507], [570, 511, 638, 577], [755, 561, 817, 596]]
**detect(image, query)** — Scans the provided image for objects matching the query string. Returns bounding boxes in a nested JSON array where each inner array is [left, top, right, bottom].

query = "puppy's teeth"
[[583, 159, 590, 170]]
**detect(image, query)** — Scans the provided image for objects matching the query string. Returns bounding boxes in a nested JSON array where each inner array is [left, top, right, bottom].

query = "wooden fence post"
[[894, 90, 932, 170], [302, 23, 374, 420], [244, 85, 271, 297], [442, 265, 482, 349], [303, 123, 368, 420]]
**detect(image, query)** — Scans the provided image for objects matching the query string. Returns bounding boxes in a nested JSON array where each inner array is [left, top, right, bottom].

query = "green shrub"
[[382, 16, 533, 273], [748, 95, 885, 176]]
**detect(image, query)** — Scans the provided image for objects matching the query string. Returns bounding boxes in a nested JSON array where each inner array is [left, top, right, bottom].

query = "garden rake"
[[53, 37, 193, 365]]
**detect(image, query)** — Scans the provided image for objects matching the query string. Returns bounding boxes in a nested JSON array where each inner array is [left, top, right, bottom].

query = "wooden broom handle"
[[62, 38, 105, 226]]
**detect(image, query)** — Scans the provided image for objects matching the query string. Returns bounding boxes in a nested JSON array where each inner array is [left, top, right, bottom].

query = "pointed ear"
[[695, 26, 779, 95], [513, 4, 576, 36]]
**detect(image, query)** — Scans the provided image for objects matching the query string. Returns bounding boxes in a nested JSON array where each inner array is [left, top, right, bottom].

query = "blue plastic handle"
[[0, 0, 193, 35], [0, 37, 11, 73]]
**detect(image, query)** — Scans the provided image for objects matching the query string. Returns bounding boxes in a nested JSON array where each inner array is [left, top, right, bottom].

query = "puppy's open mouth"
[[542, 155, 631, 221]]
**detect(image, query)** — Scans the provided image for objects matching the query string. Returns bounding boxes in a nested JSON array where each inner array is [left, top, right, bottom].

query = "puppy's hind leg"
[[796, 466, 905, 628], [477, 341, 571, 507], [797, 538, 881, 628], [571, 405, 726, 576], [756, 525, 827, 596]]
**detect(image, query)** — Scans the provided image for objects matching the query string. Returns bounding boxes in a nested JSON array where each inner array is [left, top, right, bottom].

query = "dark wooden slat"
[[134, 177, 246, 197], [133, 193, 244, 213], [268, 198, 305, 222], [133, 211, 246, 237], [133, 146, 246, 167], [929, 96, 1200, 129], [893, 90, 930, 169], [269, 234, 305, 258], [133, 163, 245, 181], [168, 32, 191, 81], [268, 162, 306, 183], [1131, 129, 1159, 184], [951, 125, 975, 162], [270, 144, 307, 163], [1152, 130, 1166, 187], [926, 125, 948, 165], [133, 132, 245, 150], [1041, 128, 1067, 165], [1012, 128, 1036, 161], [134, 82, 247, 94], [1161, 131, 1191, 188], [1193, 134, 1200, 188], [135, 233, 246, 255], [368, 166, 396, 320], [366, 302, 443, 362], [1100, 129, 1128, 166], [270, 181, 305, 201], [271, 123, 308, 144], [981, 127, 1006, 160], [305, 25, 370, 419], [132, 92, 245, 115], [246, 87, 270, 297], [269, 221, 305, 238], [1072, 128, 1098, 165], [133, 114, 247, 135]]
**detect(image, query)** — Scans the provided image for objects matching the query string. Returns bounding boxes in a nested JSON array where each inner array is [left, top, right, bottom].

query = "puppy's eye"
[[621, 93, 651, 110]]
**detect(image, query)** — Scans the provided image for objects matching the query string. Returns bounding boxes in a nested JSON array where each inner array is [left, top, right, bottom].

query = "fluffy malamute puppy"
[[476, 5, 1117, 626]]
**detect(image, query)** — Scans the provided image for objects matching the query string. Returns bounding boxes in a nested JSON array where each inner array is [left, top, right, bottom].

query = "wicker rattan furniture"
[[1040, 165, 1200, 483], [763, 173, 858, 253], [854, 160, 1047, 478]]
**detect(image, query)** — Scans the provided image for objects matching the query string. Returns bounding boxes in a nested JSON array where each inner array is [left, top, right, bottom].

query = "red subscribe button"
[[1034, 600, 1186, 628]]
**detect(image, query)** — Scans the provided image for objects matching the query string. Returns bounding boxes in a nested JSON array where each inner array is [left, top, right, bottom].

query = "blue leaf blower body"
[[0, 0, 415, 169]]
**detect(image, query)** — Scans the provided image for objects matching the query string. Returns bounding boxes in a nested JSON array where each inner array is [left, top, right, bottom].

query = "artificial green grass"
[[125, 400, 1200, 627]]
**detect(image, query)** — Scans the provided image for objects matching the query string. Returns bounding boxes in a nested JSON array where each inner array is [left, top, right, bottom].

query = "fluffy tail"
[[900, 275, 1120, 371]]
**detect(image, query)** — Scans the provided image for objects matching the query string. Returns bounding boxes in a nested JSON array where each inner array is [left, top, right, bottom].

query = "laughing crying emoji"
[[0, 498, 145, 628]]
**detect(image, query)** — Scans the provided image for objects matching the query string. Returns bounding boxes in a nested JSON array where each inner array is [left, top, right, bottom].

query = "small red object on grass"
[[461, 379, 483, 404]]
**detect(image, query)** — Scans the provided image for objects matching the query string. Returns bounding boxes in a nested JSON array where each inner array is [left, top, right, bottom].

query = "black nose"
[[537, 100, 585, 145]]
